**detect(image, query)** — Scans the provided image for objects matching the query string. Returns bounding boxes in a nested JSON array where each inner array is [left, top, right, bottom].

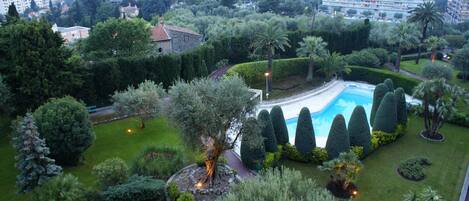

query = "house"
[[120, 3, 139, 19], [52, 24, 90, 44], [150, 19, 203, 54]]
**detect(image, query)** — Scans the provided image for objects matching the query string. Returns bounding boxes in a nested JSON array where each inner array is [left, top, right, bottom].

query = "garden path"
[[223, 150, 255, 179]]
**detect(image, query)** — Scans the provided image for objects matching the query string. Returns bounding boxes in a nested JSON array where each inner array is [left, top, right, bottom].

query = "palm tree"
[[425, 36, 447, 63], [388, 22, 419, 71], [409, 1, 443, 64], [318, 52, 349, 79], [253, 25, 290, 92], [296, 36, 328, 82]]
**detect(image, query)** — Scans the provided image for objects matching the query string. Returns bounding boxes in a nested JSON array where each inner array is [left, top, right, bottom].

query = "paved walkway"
[[223, 150, 254, 179], [384, 62, 426, 81]]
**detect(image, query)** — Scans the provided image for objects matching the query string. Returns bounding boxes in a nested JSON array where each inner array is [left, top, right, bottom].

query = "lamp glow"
[[195, 181, 203, 189], [264, 72, 269, 77], [352, 190, 358, 197], [127, 129, 132, 133]]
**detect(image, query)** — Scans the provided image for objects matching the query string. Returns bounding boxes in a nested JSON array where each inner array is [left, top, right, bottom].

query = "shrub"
[[319, 151, 363, 197], [311, 147, 328, 164], [373, 92, 398, 133], [177, 192, 195, 201], [348, 106, 372, 156], [384, 78, 394, 91], [92, 158, 129, 189], [397, 157, 432, 181], [131, 146, 185, 180], [372, 131, 398, 145], [403, 187, 444, 201], [345, 50, 381, 68], [181, 53, 195, 81], [366, 48, 389, 65], [258, 110, 278, 152], [32, 174, 88, 201], [33, 96, 95, 166], [283, 143, 309, 162], [295, 107, 316, 155], [166, 182, 180, 201], [240, 117, 266, 170], [102, 175, 166, 201], [351, 146, 364, 159], [371, 135, 380, 150], [421, 63, 453, 80], [370, 83, 389, 127], [394, 88, 408, 125], [270, 106, 289, 145], [325, 115, 350, 159], [263, 146, 283, 169]]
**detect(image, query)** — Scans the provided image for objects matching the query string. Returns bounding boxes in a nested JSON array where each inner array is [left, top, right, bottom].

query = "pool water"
[[285, 86, 373, 147]]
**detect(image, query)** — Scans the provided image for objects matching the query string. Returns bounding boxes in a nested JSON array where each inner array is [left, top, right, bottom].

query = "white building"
[[0, 0, 48, 15], [52, 24, 90, 44], [321, 0, 427, 21], [445, 0, 469, 24]]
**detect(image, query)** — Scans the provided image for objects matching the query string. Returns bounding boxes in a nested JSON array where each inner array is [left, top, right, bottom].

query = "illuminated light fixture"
[[352, 190, 359, 197], [264, 72, 269, 77], [127, 129, 133, 134], [195, 181, 203, 189]]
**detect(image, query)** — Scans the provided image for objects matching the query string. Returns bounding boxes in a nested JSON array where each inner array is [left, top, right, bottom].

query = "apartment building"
[[445, 0, 469, 24], [0, 0, 47, 15]]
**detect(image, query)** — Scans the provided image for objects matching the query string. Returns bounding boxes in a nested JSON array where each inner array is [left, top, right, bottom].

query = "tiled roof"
[[150, 24, 201, 42], [164, 25, 201, 36]]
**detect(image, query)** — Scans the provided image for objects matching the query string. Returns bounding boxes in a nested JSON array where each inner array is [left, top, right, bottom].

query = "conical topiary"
[[295, 107, 316, 155], [373, 92, 398, 133], [384, 78, 394, 91], [348, 106, 372, 156], [394, 87, 408, 125], [258, 110, 278, 152], [240, 117, 266, 170], [270, 106, 289, 145], [370, 83, 389, 126], [325, 114, 350, 159]]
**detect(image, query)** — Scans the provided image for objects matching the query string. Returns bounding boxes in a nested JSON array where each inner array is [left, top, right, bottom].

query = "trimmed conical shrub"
[[325, 115, 350, 159], [384, 78, 394, 91], [373, 92, 398, 133], [241, 117, 266, 170], [348, 106, 372, 156], [295, 107, 316, 155], [370, 83, 389, 126], [258, 110, 278, 152], [395, 87, 408, 125], [270, 106, 289, 145]]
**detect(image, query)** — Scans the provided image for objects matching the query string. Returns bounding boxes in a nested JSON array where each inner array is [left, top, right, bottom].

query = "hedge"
[[295, 107, 316, 155], [370, 83, 389, 127], [373, 92, 398, 133], [325, 114, 350, 159], [102, 175, 166, 201], [384, 78, 394, 91], [258, 110, 278, 152], [395, 88, 408, 125], [348, 106, 372, 156], [270, 106, 289, 145], [344, 66, 421, 94], [240, 117, 266, 170]]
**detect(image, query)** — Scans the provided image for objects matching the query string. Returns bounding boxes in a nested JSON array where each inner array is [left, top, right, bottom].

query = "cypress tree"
[[270, 106, 289, 145], [200, 60, 209, 77], [181, 54, 195, 81], [348, 106, 372, 156], [370, 83, 389, 126], [6, 3, 20, 23], [384, 78, 394, 91], [258, 110, 278, 152], [240, 117, 266, 170], [13, 113, 62, 193], [395, 87, 408, 125], [373, 92, 398, 133], [295, 107, 316, 155], [325, 114, 350, 159]]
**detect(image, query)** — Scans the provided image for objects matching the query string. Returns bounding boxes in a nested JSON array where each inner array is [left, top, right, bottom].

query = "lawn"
[[0, 117, 187, 201], [251, 75, 329, 100], [282, 115, 469, 201]]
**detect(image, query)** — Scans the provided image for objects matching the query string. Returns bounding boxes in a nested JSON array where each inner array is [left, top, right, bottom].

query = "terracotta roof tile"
[[151, 25, 170, 42]]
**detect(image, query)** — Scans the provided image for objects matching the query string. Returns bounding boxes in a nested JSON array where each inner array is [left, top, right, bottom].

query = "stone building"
[[119, 3, 139, 19], [52, 24, 90, 44], [150, 20, 203, 54]]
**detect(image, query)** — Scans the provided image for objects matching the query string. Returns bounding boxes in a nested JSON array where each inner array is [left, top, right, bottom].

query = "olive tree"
[[112, 80, 165, 129], [168, 76, 256, 185]]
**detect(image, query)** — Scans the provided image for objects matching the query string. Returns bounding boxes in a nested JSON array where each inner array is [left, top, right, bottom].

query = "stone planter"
[[419, 130, 445, 142]]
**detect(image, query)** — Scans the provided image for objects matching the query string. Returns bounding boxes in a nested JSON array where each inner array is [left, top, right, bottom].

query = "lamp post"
[[264, 72, 269, 99]]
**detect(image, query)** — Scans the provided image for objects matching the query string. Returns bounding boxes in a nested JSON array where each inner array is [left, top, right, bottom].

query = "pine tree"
[[373, 92, 398, 133], [6, 3, 20, 23], [348, 106, 372, 156], [384, 78, 394, 91], [395, 87, 408, 125], [240, 117, 266, 170], [325, 115, 350, 159], [258, 110, 278, 152], [13, 113, 62, 193], [295, 107, 316, 155], [270, 106, 289, 145], [30, 0, 39, 12], [370, 83, 389, 126]]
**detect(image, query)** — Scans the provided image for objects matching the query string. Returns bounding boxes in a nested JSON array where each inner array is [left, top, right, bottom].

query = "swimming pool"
[[285, 86, 373, 147]]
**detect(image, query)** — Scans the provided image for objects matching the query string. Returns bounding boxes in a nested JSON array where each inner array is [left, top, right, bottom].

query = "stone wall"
[[168, 31, 202, 53]]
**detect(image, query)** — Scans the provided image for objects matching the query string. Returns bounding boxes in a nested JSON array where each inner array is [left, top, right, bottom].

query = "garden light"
[[195, 181, 203, 189], [352, 190, 358, 198], [127, 129, 133, 134]]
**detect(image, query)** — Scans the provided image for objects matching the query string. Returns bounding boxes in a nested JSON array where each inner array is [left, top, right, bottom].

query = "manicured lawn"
[[282, 115, 469, 201], [251, 75, 329, 100], [0, 117, 186, 201]]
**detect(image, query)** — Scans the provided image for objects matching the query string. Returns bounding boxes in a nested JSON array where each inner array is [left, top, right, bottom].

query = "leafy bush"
[[32, 174, 88, 201], [319, 151, 363, 196], [409, 104, 469, 128], [421, 63, 453, 80], [33, 96, 95, 166], [398, 157, 432, 181], [166, 182, 180, 201], [366, 48, 389, 65], [371, 135, 380, 150], [370, 83, 389, 127], [263, 146, 283, 169], [102, 175, 166, 201], [270, 106, 289, 145], [372, 131, 398, 145], [395, 88, 408, 125], [401, 52, 432, 61], [240, 117, 266, 170], [92, 158, 129, 189], [177, 192, 195, 201], [131, 146, 185, 180], [325, 115, 351, 159], [295, 107, 316, 155], [283, 143, 309, 162], [351, 146, 364, 159], [311, 147, 328, 164], [373, 92, 397, 133], [258, 110, 278, 152], [348, 106, 372, 156], [345, 50, 381, 68]]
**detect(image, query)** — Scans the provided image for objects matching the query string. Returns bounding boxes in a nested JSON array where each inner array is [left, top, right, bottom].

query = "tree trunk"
[[140, 119, 145, 129], [306, 58, 314, 82], [202, 144, 223, 186], [396, 47, 402, 72], [416, 23, 429, 65], [267, 48, 273, 92], [431, 48, 436, 63]]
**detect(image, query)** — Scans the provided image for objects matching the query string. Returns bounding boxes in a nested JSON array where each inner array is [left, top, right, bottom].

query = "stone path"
[[223, 150, 254, 179]]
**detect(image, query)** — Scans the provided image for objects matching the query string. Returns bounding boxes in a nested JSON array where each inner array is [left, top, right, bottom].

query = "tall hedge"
[[270, 106, 289, 145], [240, 117, 266, 170], [395, 87, 408, 125], [370, 83, 389, 127], [373, 92, 398, 133], [295, 107, 316, 155], [325, 115, 350, 159], [258, 110, 278, 152], [384, 78, 394, 91], [181, 54, 195, 81], [348, 106, 372, 156]]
